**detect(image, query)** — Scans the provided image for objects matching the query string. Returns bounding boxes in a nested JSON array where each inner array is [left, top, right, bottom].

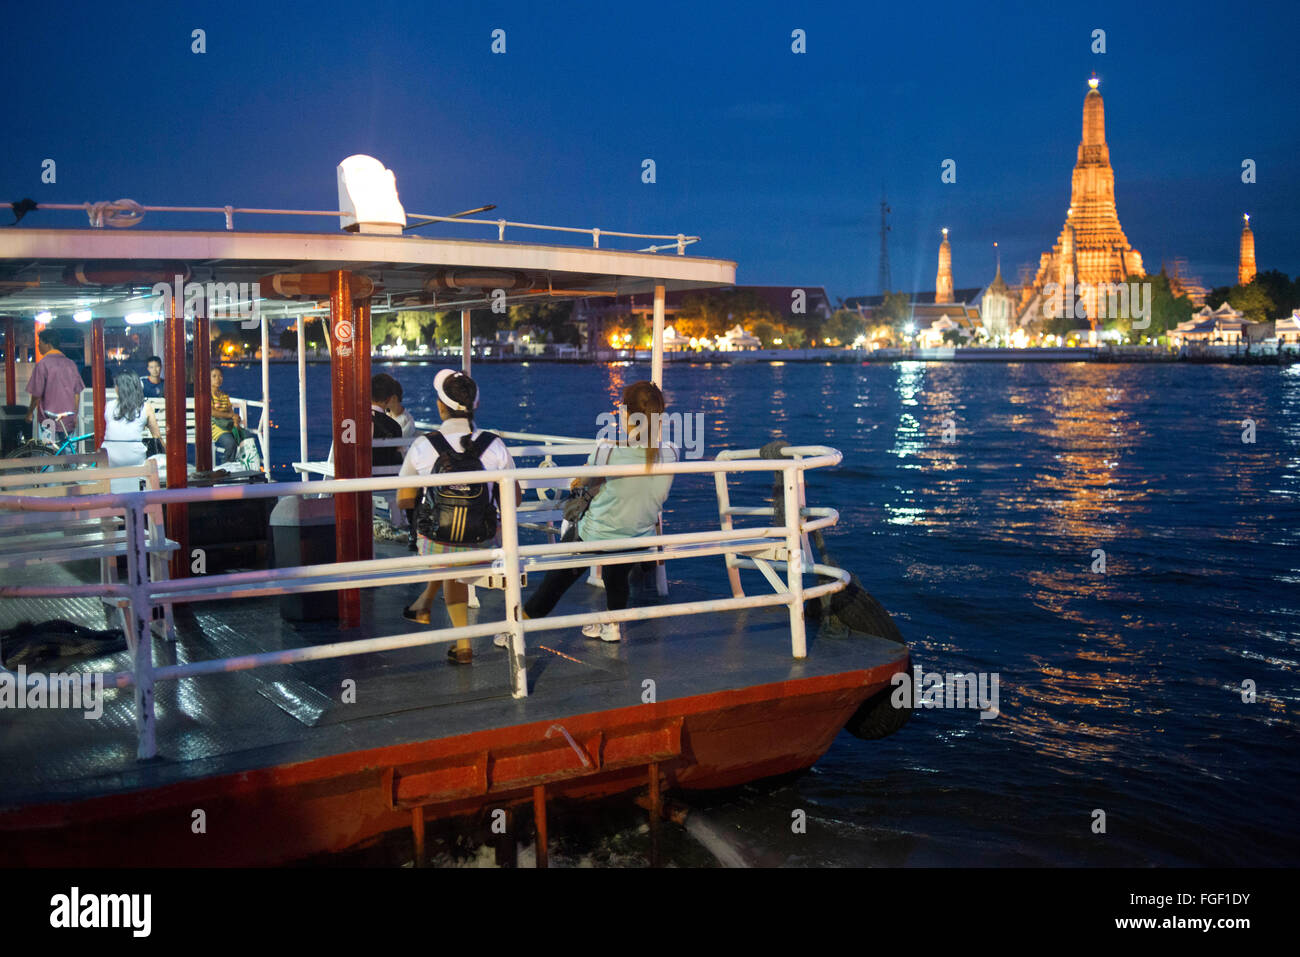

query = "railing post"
[[260, 309, 271, 476], [713, 460, 744, 598], [126, 494, 157, 759], [499, 478, 528, 698], [783, 462, 806, 659]]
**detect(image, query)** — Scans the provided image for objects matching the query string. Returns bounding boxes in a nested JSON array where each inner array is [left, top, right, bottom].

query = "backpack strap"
[[427, 430, 454, 460], [466, 431, 499, 459]]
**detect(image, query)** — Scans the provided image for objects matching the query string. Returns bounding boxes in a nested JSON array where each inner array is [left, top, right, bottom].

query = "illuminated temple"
[[1027, 76, 1145, 323]]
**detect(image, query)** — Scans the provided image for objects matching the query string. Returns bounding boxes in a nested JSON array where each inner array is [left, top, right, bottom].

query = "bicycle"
[[6, 411, 94, 472]]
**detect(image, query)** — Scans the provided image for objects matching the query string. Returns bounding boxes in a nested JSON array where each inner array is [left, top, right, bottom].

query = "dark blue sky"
[[4, 0, 1296, 300]]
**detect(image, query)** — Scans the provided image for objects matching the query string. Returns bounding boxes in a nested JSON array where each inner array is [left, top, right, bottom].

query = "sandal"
[[403, 604, 431, 625], [446, 646, 473, 665]]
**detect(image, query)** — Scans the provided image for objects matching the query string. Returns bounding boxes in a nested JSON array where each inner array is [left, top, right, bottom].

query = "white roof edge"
[[0, 228, 736, 286]]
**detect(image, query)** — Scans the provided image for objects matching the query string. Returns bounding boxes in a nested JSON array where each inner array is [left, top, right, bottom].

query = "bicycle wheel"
[[6, 441, 57, 473]]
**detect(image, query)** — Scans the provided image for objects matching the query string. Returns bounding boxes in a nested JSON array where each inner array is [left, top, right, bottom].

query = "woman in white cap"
[[395, 370, 519, 665]]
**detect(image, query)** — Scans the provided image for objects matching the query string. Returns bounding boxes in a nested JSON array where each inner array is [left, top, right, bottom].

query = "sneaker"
[[581, 623, 603, 638], [598, 622, 621, 643], [494, 633, 511, 648]]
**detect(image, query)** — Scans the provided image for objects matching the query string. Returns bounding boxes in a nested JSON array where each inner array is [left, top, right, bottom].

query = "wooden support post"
[[5, 317, 18, 406], [90, 318, 105, 449], [163, 290, 189, 579], [648, 760, 661, 868], [193, 303, 212, 472], [411, 806, 425, 868], [329, 271, 360, 626], [533, 785, 548, 869], [494, 807, 517, 868]]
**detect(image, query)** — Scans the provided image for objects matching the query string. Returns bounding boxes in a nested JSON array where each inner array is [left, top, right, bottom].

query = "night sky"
[[3, 0, 1296, 299]]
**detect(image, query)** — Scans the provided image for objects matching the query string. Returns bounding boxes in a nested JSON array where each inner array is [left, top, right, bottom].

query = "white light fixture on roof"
[[337, 155, 406, 235], [125, 312, 155, 326], [73, 310, 92, 323], [35, 311, 52, 323]]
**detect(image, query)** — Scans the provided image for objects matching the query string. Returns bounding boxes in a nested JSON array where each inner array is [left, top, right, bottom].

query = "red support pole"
[[164, 291, 189, 579], [354, 299, 373, 563], [91, 318, 106, 448], [193, 304, 212, 472], [329, 270, 360, 626], [4, 317, 16, 406]]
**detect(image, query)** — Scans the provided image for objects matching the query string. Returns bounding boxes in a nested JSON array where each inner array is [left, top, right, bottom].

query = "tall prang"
[[936, 228, 954, 303], [1030, 75, 1144, 323], [1238, 214, 1256, 285]]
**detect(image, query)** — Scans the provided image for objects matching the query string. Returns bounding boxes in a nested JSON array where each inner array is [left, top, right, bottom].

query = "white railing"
[[28, 201, 702, 255], [0, 446, 848, 760]]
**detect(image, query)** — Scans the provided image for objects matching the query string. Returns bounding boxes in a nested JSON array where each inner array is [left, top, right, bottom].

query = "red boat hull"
[[0, 657, 905, 866]]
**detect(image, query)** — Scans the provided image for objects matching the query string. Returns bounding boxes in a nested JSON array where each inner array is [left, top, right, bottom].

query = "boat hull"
[[0, 656, 906, 866]]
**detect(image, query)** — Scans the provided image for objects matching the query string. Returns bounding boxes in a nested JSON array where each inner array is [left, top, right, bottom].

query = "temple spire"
[[1238, 213, 1256, 285], [936, 227, 954, 303], [1031, 78, 1144, 328]]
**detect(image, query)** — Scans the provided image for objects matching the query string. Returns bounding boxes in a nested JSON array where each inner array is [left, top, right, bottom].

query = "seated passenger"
[[210, 368, 243, 464], [141, 356, 164, 398], [518, 381, 675, 643], [100, 372, 165, 493]]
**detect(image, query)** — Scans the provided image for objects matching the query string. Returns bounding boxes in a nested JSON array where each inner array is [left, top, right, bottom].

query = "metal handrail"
[[25, 201, 702, 254], [0, 448, 845, 760]]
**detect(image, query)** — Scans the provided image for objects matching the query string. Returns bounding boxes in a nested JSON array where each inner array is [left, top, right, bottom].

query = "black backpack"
[[415, 430, 500, 545]]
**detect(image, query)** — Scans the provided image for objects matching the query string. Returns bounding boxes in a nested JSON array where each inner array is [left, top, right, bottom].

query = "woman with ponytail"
[[518, 380, 676, 643]]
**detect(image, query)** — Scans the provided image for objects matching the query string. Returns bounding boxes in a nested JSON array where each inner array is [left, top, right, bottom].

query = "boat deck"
[[0, 541, 902, 811]]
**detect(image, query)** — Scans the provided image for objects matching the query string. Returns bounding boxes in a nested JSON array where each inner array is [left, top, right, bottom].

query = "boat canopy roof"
[[0, 227, 736, 320]]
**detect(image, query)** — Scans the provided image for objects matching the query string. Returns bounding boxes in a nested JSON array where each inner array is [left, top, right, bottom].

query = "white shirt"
[[399, 418, 514, 479]]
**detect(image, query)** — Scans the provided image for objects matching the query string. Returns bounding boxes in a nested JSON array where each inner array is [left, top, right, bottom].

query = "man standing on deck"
[[25, 329, 85, 439]]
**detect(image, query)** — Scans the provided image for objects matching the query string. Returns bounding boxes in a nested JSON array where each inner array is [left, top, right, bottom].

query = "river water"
[[212, 358, 1300, 866]]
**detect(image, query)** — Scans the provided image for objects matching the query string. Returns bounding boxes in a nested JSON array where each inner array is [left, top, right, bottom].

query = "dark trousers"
[[524, 525, 632, 619], [215, 431, 237, 463]]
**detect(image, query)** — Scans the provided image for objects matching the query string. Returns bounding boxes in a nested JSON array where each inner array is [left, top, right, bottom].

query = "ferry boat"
[[0, 158, 911, 866]]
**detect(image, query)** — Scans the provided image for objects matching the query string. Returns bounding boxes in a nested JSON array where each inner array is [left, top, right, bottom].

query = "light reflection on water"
[[204, 358, 1298, 865]]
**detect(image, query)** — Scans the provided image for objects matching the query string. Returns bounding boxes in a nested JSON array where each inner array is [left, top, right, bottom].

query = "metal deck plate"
[[0, 546, 904, 809]]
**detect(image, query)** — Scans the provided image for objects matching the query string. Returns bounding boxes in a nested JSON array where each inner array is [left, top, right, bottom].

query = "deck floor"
[[0, 542, 903, 809]]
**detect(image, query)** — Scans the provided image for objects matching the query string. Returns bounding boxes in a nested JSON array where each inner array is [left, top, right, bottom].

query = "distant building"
[[1277, 312, 1300, 346], [1238, 214, 1257, 286], [844, 289, 983, 347], [1165, 258, 1208, 307], [1170, 302, 1248, 347], [716, 324, 761, 351], [980, 245, 1015, 343], [573, 285, 833, 349], [662, 325, 691, 352]]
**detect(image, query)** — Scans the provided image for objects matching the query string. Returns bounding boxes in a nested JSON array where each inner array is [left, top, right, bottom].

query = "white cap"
[[434, 369, 478, 411]]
